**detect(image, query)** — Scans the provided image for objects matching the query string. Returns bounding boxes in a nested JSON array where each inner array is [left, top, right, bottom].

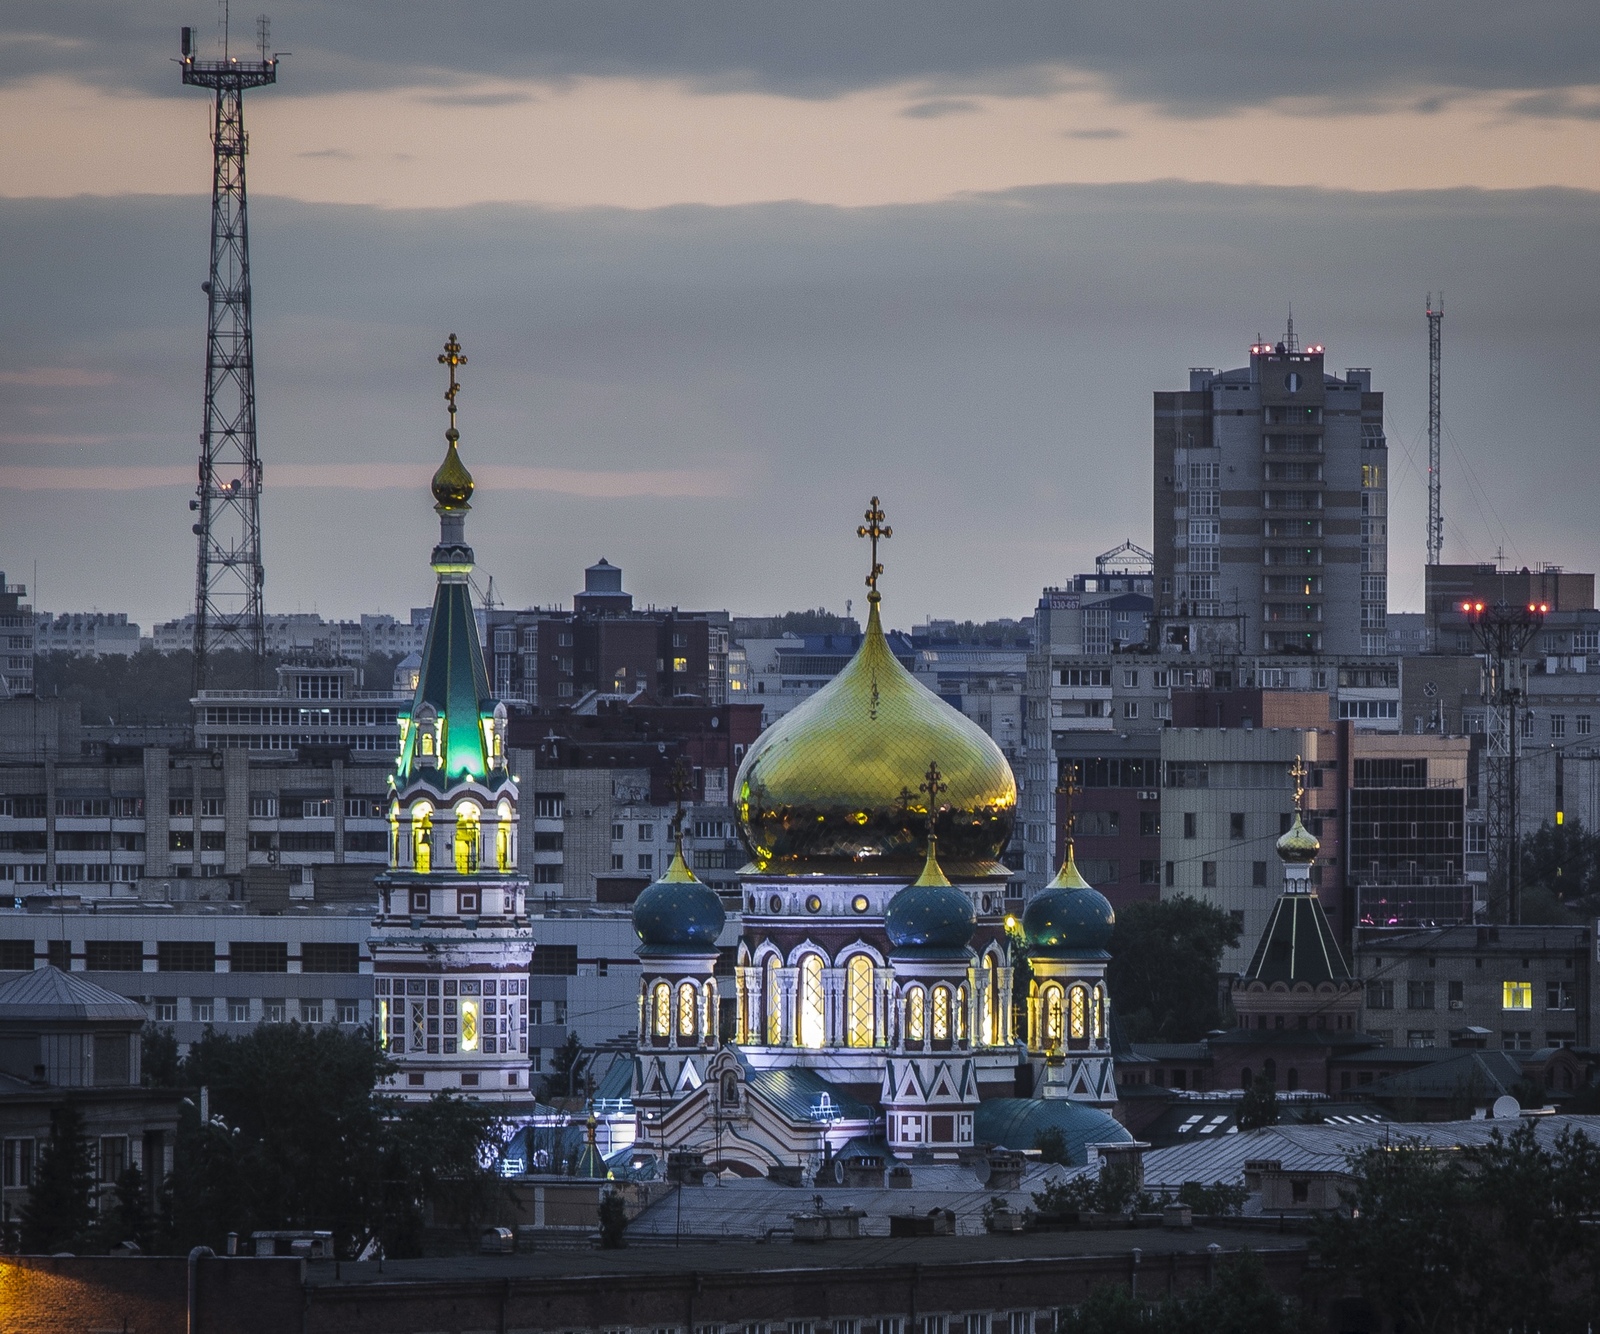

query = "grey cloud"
[[3, 182, 1600, 629], [4, 2, 1600, 115], [1506, 90, 1600, 119], [900, 98, 983, 120]]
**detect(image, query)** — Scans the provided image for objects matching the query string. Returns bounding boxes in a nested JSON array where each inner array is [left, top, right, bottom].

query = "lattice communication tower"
[[1463, 598, 1545, 925], [1426, 295, 1444, 566], [180, 19, 279, 691]]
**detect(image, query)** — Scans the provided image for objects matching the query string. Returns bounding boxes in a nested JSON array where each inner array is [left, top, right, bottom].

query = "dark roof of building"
[[1360, 1050, 1525, 1102], [736, 1059, 878, 1125], [1242, 890, 1352, 986], [0, 965, 146, 1022]]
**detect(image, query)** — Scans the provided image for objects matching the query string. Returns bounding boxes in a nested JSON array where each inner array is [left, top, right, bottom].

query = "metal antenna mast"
[[180, 20, 278, 692], [1426, 294, 1443, 566]]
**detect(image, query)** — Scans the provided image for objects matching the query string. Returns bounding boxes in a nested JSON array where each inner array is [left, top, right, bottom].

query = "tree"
[[20, 1103, 97, 1254], [172, 1022, 393, 1256], [381, 1093, 510, 1253], [537, 1033, 585, 1103], [1057, 1252, 1297, 1333], [91, 1165, 153, 1253], [1316, 1123, 1600, 1334], [1033, 1126, 1070, 1166], [1106, 896, 1241, 1042], [598, 1188, 628, 1248], [142, 1023, 181, 1088], [1238, 1076, 1279, 1130], [1521, 819, 1600, 912]]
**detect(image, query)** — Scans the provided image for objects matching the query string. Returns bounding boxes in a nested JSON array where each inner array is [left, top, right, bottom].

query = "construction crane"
[[180, 14, 280, 691]]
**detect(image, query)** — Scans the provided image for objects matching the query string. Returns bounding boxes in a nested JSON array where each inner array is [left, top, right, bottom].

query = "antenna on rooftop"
[[1426, 294, 1444, 567], [1285, 303, 1298, 353]]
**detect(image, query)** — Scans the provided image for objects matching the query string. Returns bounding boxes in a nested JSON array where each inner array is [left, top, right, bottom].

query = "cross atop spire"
[[1056, 759, 1081, 854], [438, 333, 467, 434], [919, 758, 947, 814], [1290, 753, 1308, 811], [857, 496, 892, 603]]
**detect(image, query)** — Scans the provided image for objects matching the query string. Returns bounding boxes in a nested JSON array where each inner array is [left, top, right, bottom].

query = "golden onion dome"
[[1276, 811, 1321, 864], [734, 599, 1017, 878], [431, 430, 474, 509]]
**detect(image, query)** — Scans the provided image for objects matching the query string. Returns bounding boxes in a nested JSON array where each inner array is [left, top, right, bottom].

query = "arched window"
[[412, 805, 432, 874], [987, 952, 1004, 1045], [496, 800, 513, 871], [764, 956, 781, 1046], [388, 803, 401, 868], [703, 981, 717, 1042], [678, 982, 697, 1038], [1092, 985, 1105, 1042], [931, 986, 951, 1043], [652, 982, 671, 1039], [720, 1071, 739, 1107], [846, 955, 875, 1048], [798, 954, 825, 1049], [1041, 984, 1063, 1048], [454, 802, 480, 874], [1069, 986, 1088, 1043], [956, 985, 969, 1043], [906, 986, 926, 1044]]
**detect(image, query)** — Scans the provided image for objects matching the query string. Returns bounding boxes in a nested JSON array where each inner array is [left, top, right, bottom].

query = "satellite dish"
[[1492, 1095, 1521, 1120], [974, 1157, 992, 1186]]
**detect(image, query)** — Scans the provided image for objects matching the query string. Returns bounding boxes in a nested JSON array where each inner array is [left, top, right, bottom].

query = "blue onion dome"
[[884, 838, 976, 956], [632, 840, 726, 957], [1276, 811, 1321, 864], [1022, 845, 1115, 957]]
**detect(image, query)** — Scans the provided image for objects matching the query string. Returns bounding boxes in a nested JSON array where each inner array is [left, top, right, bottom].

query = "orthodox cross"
[[857, 497, 892, 602], [1056, 760, 1081, 850], [668, 755, 692, 844], [438, 333, 467, 430], [919, 759, 947, 817], [1290, 754, 1307, 812]]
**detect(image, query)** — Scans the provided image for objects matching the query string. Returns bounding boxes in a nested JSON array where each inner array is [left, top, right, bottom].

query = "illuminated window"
[[411, 805, 432, 874], [496, 800, 513, 871], [956, 985, 968, 1042], [1042, 984, 1063, 1047], [906, 986, 926, 1044], [459, 999, 479, 1051], [378, 999, 389, 1049], [454, 803, 480, 874], [1070, 986, 1087, 1041], [1093, 986, 1105, 1041], [799, 954, 825, 1048], [673, 656, 689, 674], [388, 804, 400, 867], [703, 981, 716, 1040], [678, 982, 697, 1037], [765, 957, 781, 1045], [846, 955, 875, 1048], [932, 986, 950, 1042], [652, 982, 671, 1038], [1503, 980, 1533, 1011]]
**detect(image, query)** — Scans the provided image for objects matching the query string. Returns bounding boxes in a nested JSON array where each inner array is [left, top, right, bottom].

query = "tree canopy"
[[110, 1022, 512, 1258], [1316, 1123, 1600, 1334], [1106, 895, 1241, 1042]]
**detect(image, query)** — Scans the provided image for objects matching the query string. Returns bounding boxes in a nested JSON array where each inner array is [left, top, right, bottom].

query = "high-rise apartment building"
[[1154, 335, 1388, 656]]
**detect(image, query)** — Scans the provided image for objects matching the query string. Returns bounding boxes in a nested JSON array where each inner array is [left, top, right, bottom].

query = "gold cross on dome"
[[1056, 760, 1081, 845], [857, 496, 892, 603], [668, 755, 691, 840], [438, 333, 467, 421], [919, 759, 947, 813], [1290, 754, 1307, 811]]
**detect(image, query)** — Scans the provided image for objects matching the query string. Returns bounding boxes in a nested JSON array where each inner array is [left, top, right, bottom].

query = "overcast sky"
[[3, 3, 1599, 628]]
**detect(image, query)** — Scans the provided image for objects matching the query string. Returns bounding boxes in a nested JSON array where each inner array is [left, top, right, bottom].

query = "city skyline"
[[4, 4, 1600, 628]]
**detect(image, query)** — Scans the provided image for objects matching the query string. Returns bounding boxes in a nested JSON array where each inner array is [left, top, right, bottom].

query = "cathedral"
[[626, 500, 1132, 1173], [370, 336, 533, 1102]]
